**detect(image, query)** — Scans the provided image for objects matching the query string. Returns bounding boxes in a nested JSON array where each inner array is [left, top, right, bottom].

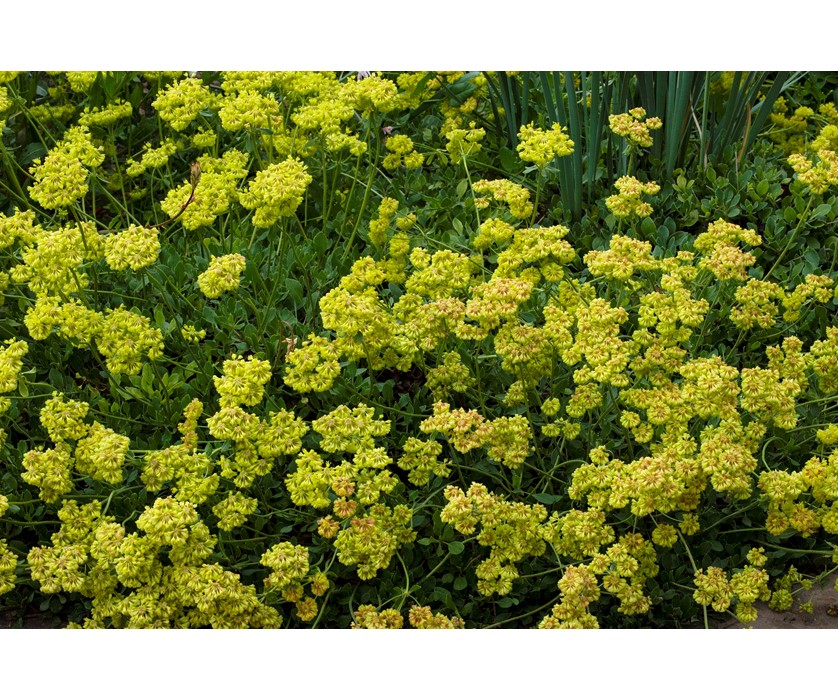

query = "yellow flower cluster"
[[219, 90, 279, 132], [0, 339, 28, 394], [809, 326, 838, 393], [125, 138, 180, 177], [65, 72, 98, 92], [425, 351, 476, 399], [27, 500, 118, 596], [0, 208, 41, 250], [570, 438, 702, 516], [407, 605, 465, 629], [368, 197, 399, 248], [28, 126, 104, 209], [22, 294, 162, 376], [350, 74, 401, 115], [818, 424, 838, 446], [441, 482, 548, 596], [143, 412, 218, 503], [350, 604, 464, 628], [694, 219, 762, 281], [787, 149, 838, 195], [516, 122, 574, 167], [259, 544, 329, 621], [767, 565, 814, 613], [152, 77, 218, 131], [693, 565, 770, 623], [284, 334, 342, 393], [421, 401, 532, 470], [25, 495, 280, 628], [0, 86, 12, 129], [605, 176, 661, 219], [203, 364, 308, 490], [15, 220, 103, 297], [197, 253, 246, 298], [730, 279, 785, 329], [382, 134, 424, 170], [317, 260, 414, 370], [396, 437, 450, 486], [782, 274, 834, 323], [759, 444, 838, 538], [21, 443, 73, 503], [96, 307, 165, 374], [609, 107, 663, 148], [472, 178, 532, 219], [538, 565, 601, 628], [239, 157, 312, 227], [494, 223, 575, 279], [812, 124, 838, 153], [181, 324, 206, 343], [0, 537, 17, 596], [104, 225, 160, 271], [333, 503, 414, 579], [351, 604, 404, 628], [75, 421, 130, 484], [212, 492, 258, 531], [584, 235, 661, 281], [473, 218, 515, 250], [445, 123, 486, 164], [769, 98, 815, 154], [161, 149, 249, 230], [20, 393, 130, 501], [539, 531, 660, 627], [286, 406, 395, 511], [213, 354, 272, 407], [261, 541, 309, 591], [78, 99, 133, 128], [312, 403, 390, 453]]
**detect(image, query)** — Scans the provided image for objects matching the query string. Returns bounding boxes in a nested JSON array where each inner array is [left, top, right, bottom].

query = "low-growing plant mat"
[[2, 71, 838, 629]]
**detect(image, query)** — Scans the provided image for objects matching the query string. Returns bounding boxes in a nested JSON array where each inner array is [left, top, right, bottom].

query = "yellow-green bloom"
[[517, 122, 574, 166], [105, 226, 160, 271], [239, 158, 312, 227], [198, 254, 246, 298]]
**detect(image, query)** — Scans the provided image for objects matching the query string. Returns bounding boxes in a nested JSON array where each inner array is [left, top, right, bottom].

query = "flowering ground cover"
[[1, 71, 837, 628]]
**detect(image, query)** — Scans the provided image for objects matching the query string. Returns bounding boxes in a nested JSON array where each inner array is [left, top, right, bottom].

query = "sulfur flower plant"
[[516, 122, 574, 167], [2, 70, 838, 631], [239, 158, 313, 227], [198, 254, 247, 298]]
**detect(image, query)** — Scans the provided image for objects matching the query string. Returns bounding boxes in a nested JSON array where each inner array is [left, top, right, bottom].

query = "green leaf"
[[456, 178, 468, 199], [804, 248, 821, 270], [453, 576, 468, 591], [285, 279, 303, 305], [447, 540, 465, 555], [532, 493, 559, 505], [640, 217, 657, 237], [499, 146, 519, 173], [153, 304, 165, 328], [812, 202, 833, 220]]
